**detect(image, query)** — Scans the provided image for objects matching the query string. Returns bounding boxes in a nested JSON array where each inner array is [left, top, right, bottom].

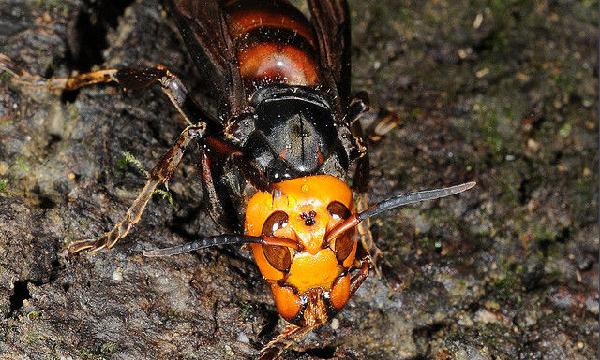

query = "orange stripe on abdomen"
[[224, 0, 322, 90], [228, 8, 316, 48], [238, 42, 319, 87]]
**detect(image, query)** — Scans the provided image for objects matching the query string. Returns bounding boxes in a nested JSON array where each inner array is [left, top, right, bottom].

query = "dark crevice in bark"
[[8, 280, 32, 316], [412, 322, 447, 358], [6, 256, 62, 318], [61, 0, 136, 103], [299, 345, 338, 359], [66, 0, 135, 72]]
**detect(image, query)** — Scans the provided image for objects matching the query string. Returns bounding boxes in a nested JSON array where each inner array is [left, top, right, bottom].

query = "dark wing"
[[308, 0, 352, 113], [167, 0, 245, 117]]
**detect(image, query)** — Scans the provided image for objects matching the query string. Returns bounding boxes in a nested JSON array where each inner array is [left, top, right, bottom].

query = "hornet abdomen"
[[224, 0, 322, 91]]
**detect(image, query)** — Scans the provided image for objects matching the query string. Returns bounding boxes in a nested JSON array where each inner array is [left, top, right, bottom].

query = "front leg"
[[350, 257, 371, 296], [352, 140, 383, 278], [348, 96, 402, 277], [355, 203, 383, 277], [259, 323, 321, 360], [68, 122, 206, 253], [258, 260, 371, 360]]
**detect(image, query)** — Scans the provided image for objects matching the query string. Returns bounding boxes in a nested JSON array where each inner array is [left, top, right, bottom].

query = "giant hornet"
[[2, 0, 474, 357]]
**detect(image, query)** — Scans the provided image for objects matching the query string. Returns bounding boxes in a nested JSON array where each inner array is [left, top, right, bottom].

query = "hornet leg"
[[259, 323, 321, 360], [348, 96, 402, 276], [359, 108, 402, 145], [1, 57, 214, 126], [350, 258, 371, 296], [68, 122, 206, 253], [353, 151, 384, 277]]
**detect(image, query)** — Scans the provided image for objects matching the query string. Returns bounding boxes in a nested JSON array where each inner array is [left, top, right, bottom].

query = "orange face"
[[245, 175, 357, 326]]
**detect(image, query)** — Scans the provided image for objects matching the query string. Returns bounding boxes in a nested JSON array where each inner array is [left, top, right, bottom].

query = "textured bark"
[[0, 0, 597, 359]]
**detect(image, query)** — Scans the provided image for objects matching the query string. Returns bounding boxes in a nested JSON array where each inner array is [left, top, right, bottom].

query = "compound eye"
[[326, 201, 354, 262], [262, 211, 289, 236], [334, 229, 354, 262], [327, 201, 351, 221], [262, 211, 292, 272]]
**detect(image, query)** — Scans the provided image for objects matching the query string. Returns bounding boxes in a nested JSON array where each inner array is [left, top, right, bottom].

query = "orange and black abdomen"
[[224, 0, 322, 91]]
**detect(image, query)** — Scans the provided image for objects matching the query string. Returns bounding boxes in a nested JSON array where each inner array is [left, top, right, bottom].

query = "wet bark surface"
[[0, 0, 598, 359]]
